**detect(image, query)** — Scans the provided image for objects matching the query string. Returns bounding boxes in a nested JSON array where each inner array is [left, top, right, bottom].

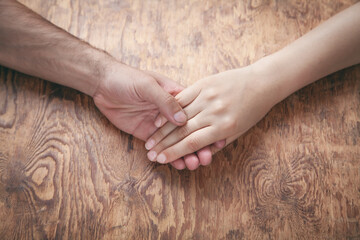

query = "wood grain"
[[1, 0, 359, 239]]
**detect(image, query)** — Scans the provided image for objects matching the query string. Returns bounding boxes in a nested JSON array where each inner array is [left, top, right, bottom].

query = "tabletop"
[[0, 0, 359, 239]]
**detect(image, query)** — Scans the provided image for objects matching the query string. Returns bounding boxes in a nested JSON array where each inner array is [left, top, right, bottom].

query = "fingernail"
[[174, 111, 186, 123], [157, 153, 166, 163], [145, 139, 155, 150], [147, 151, 157, 161], [155, 118, 162, 128]]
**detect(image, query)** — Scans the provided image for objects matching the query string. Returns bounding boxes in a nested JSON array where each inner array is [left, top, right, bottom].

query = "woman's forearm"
[[146, 3, 360, 165], [0, 0, 112, 96], [256, 2, 360, 105]]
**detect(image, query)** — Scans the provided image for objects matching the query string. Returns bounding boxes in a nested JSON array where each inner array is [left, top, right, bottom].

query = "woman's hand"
[[144, 2, 360, 167], [145, 63, 279, 165]]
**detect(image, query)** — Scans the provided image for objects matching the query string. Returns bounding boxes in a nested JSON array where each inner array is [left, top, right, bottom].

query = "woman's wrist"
[[249, 50, 312, 108], [248, 55, 288, 108]]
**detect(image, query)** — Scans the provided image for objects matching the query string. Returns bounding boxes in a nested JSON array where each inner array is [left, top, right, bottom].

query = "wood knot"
[[246, 149, 323, 233], [2, 159, 26, 194], [0, 153, 56, 202]]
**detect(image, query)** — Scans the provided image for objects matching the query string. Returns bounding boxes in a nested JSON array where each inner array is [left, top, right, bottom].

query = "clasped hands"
[[1, 0, 358, 171], [144, 66, 275, 170], [93, 60, 275, 170]]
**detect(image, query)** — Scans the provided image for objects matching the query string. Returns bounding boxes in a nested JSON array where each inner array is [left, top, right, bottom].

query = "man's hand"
[[0, 0, 219, 170], [93, 63, 186, 140]]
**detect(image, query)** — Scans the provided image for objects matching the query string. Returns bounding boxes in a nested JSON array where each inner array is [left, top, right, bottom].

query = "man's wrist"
[[74, 48, 109, 97]]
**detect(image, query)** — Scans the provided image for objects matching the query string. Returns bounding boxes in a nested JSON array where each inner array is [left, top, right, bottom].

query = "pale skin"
[[146, 3, 360, 168], [0, 0, 225, 169]]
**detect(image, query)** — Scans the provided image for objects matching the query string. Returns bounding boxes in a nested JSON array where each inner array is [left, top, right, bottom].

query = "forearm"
[[0, 0, 112, 96], [256, 2, 360, 105]]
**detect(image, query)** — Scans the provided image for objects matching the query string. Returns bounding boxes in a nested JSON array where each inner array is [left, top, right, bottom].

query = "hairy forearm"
[[256, 2, 360, 105], [0, 0, 112, 96]]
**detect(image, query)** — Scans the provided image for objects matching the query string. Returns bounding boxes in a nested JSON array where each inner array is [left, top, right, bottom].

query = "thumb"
[[143, 79, 187, 126]]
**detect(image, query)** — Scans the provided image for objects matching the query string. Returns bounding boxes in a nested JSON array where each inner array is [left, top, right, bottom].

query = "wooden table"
[[1, 0, 359, 239]]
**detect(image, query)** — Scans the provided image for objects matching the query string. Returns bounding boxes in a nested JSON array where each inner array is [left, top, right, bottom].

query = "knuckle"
[[153, 142, 165, 153], [204, 88, 217, 100], [177, 125, 190, 137], [162, 149, 175, 162], [213, 100, 227, 114], [153, 129, 166, 143], [186, 137, 201, 152], [222, 117, 236, 131], [163, 94, 177, 108]]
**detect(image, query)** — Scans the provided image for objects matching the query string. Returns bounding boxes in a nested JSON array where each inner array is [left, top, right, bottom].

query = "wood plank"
[[0, 0, 359, 239]]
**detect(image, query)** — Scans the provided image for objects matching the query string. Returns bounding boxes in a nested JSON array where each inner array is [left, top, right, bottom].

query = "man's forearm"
[[0, 0, 112, 96], [256, 2, 360, 105]]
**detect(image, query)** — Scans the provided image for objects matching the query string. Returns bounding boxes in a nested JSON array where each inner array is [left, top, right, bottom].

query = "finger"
[[144, 70, 184, 94], [195, 140, 225, 166], [196, 146, 213, 166], [153, 84, 200, 128], [155, 126, 220, 164], [151, 85, 201, 128], [145, 121, 177, 150], [210, 136, 235, 155], [145, 71, 185, 127], [150, 84, 200, 128], [210, 144, 226, 155], [146, 70, 200, 108], [214, 139, 226, 149], [146, 101, 205, 150], [149, 116, 206, 156], [170, 158, 186, 170], [144, 81, 188, 125], [154, 114, 168, 128], [206, 139, 226, 157], [184, 153, 200, 170]]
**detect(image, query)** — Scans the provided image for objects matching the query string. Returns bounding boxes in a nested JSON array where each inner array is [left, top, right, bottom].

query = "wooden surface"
[[1, 0, 360, 239]]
